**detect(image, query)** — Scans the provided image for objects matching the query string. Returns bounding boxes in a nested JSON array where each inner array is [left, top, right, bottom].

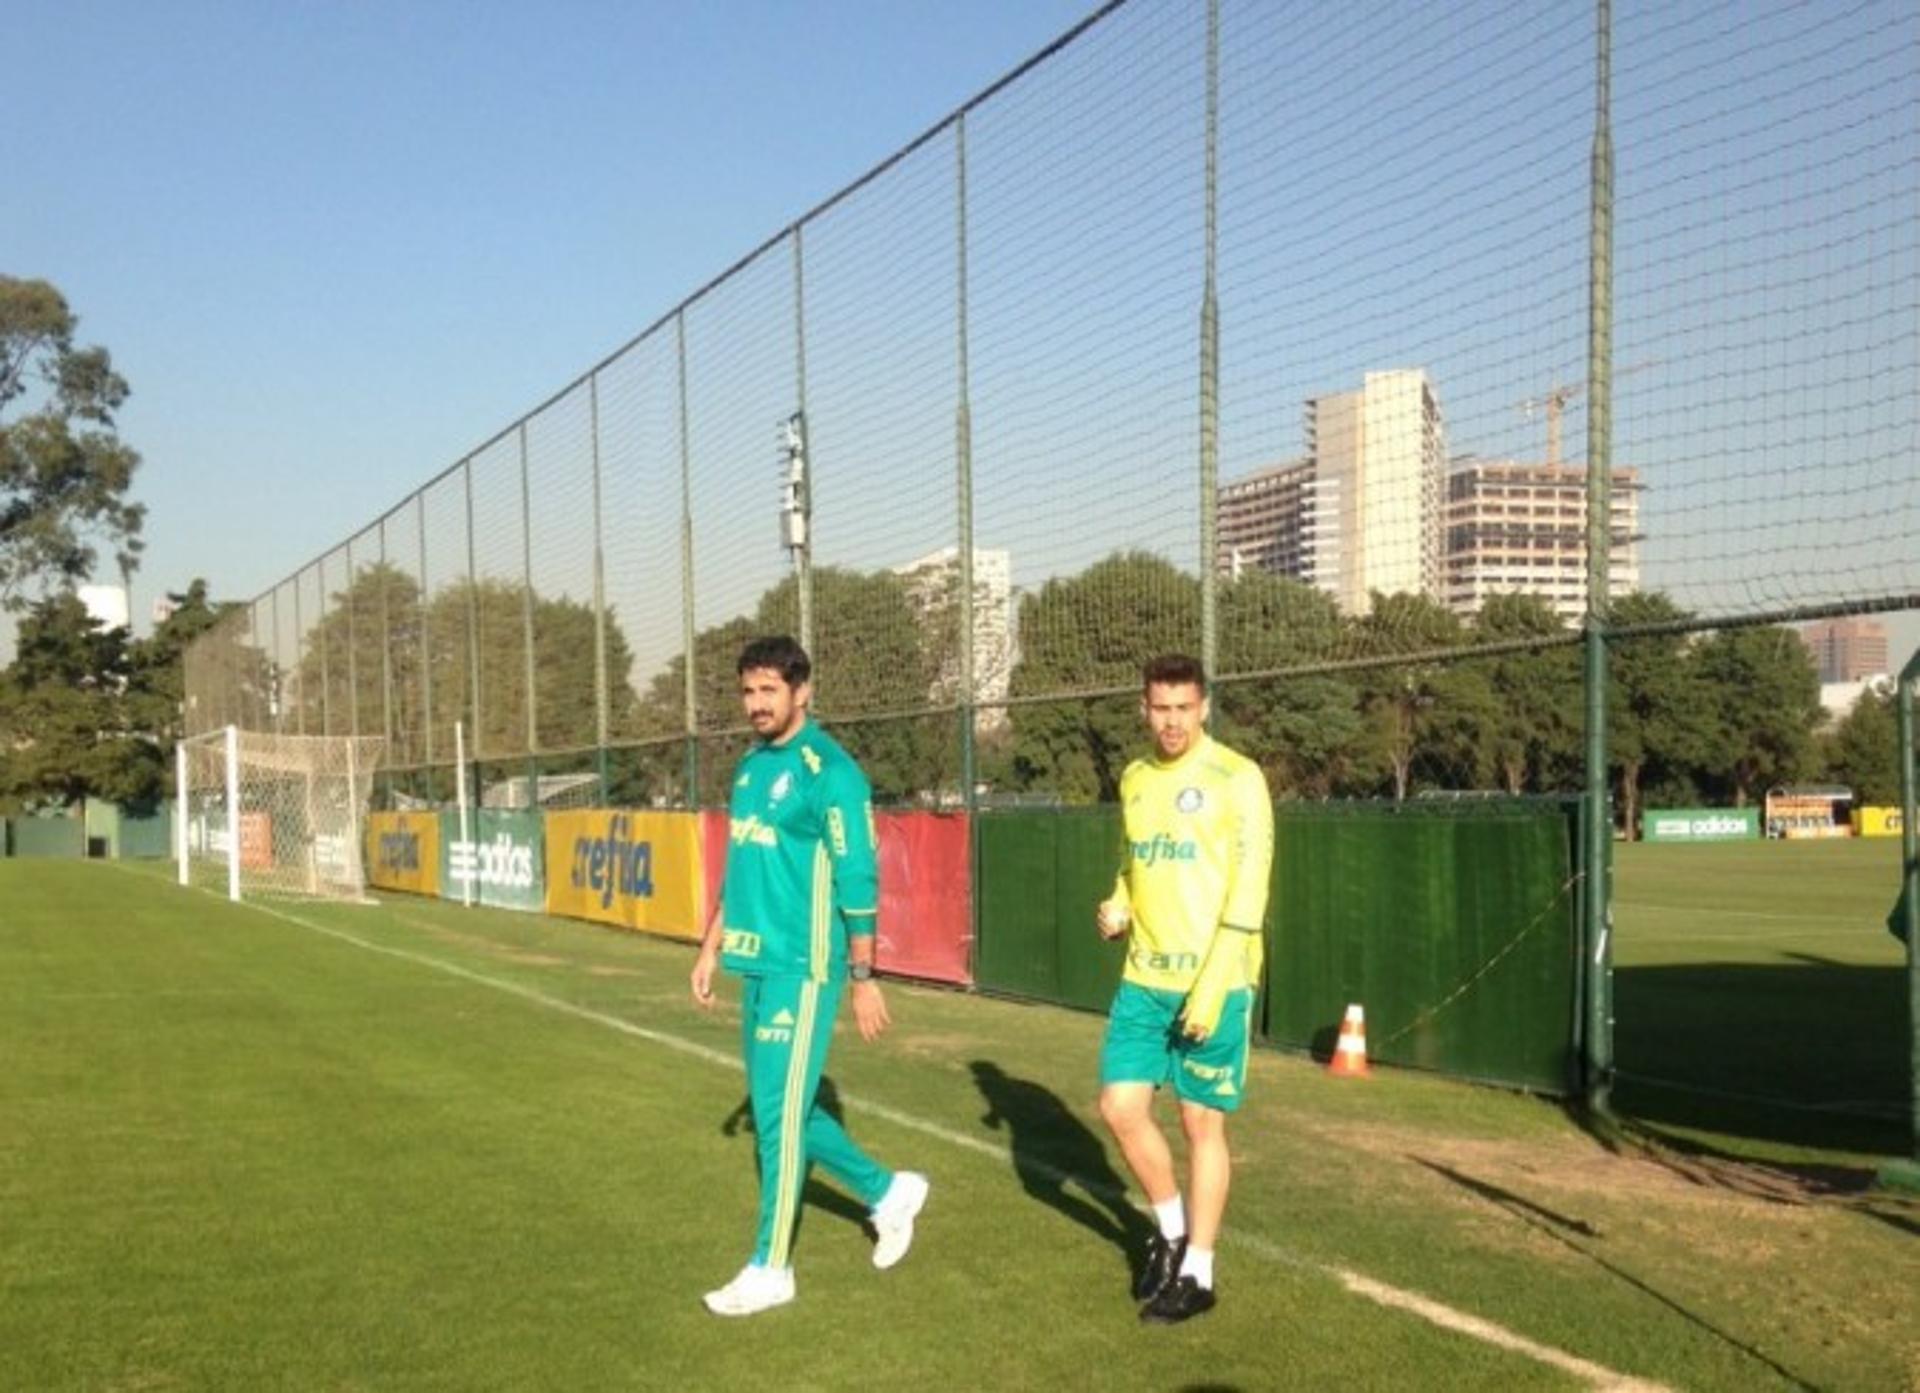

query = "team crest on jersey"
[[769, 771, 793, 804], [1177, 786, 1205, 813]]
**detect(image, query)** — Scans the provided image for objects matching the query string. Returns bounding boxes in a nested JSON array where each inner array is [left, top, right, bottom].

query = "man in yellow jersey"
[[1095, 653, 1273, 1324]]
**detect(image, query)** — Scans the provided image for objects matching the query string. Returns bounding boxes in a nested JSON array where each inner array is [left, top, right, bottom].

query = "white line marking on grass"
[[157, 875, 1665, 1392], [1335, 1272, 1671, 1393]]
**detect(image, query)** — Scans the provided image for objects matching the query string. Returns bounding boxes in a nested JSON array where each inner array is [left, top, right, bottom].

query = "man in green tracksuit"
[[690, 635, 929, 1317]]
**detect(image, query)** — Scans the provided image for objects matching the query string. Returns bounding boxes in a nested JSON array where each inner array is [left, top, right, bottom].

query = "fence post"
[[175, 740, 188, 887], [292, 577, 306, 737], [418, 490, 434, 773], [1198, 0, 1220, 689], [520, 422, 538, 768], [316, 559, 331, 736], [1581, 0, 1617, 1112], [677, 311, 699, 806], [224, 724, 241, 902], [955, 113, 977, 812], [792, 226, 814, 658], [345, 541, 358, 738], [1880, 651, 1920, 1190], [590, 372, 610, 805], [379, 515, 394, 771], [465, 456, 483, 808]]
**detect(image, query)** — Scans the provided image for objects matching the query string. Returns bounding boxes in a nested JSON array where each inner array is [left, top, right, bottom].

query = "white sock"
[[1152, 1196, 1186, 1242], [1180, 1245, 1215, 1289]]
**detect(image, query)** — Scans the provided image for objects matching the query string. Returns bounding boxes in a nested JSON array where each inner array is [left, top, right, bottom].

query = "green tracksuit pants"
[[739, 973, 891, 1267]]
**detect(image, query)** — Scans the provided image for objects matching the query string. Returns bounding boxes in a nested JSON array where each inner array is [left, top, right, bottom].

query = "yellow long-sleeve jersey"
[[1109, 735, 1274, 1016]]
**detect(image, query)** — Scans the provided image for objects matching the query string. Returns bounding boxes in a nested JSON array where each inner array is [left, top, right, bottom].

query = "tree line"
[[13, 543, 1910, 830]]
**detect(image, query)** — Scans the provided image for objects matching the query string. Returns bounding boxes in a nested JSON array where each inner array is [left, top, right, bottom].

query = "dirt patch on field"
[[1311, 1117, 1897, 1217]]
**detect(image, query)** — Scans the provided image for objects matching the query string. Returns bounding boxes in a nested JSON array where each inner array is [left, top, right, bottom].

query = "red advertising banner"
[[699, 809, 729, 931], [239, 811, 274, 870], [703, 806, 973, 985], [875, 811, 973, 986]]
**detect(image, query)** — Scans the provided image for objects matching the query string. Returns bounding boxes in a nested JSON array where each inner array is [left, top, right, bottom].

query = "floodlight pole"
[[1880, 649, 1920, 1192]]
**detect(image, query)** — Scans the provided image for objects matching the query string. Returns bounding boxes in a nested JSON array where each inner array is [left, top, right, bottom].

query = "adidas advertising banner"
[[439, 810, 546, 911], [365, 811, 442, 897], [544, 809, 704, 940], [1641, 807, 1759, 843]]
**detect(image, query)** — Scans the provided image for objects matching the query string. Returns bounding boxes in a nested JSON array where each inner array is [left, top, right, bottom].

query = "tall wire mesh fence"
[[183, 0, 1920, 812]]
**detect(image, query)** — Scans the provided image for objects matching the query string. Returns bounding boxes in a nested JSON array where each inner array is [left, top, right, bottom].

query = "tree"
[[1823, 685, 1904, 805], [634, 566, 945, 803], [1608, 592, 1714, 838], [0, 277, 144, 607], [1213, 572, 1363, 797], [0, 592, 160, 809], [1004, 552, 1198, 802], [1471, 594, 1580, 794], [126, 580, 237, 748], [1692, 625, 1821, 806], [1349, 592, 1493, 799]]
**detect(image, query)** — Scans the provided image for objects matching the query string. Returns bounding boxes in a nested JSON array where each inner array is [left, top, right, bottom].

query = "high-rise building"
[[1800, 617, 1889, 683], [1215, 370, 1443, 614], [1217, 457, 1313, 579], [1442, 459, 1643, 622], [892, 546, 1015, 733], [1308, 369, 1446, 613]]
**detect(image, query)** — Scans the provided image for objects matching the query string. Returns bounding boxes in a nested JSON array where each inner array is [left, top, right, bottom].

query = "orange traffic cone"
[[1329, 1003, 1370, 1077]]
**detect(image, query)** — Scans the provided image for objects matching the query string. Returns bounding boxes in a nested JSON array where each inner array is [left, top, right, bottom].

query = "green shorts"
[[1099, 980, 1253, 1113]]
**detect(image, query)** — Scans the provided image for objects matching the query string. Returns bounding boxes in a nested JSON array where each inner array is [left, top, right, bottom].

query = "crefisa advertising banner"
[[543, 809, 703, 940], [365, 811, 443, 896], [439, 810, 546, 911]]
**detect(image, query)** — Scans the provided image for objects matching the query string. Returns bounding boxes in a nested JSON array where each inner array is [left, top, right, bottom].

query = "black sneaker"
[[1131, 1233, 1187, 1302], [1140, 1275, 1217, 1325]]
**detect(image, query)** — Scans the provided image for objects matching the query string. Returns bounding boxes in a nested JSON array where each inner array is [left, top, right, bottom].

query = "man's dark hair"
[[1143, 653, 1208, 694], [737, 635, 812, 686]]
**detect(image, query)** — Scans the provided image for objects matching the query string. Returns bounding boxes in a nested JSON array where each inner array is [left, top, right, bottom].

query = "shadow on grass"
[[1412, 1157, 1823, 1393], [969, 1060, 1152, 1279], [1610, 961, 1909, 1162]]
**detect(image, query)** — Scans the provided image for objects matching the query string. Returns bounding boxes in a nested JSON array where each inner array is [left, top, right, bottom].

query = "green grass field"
[[2, 853, 1915, 1391], [1613, 837, 1912, 1160]]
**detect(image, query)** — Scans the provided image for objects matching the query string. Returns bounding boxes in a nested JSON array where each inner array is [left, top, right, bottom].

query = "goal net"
[[177, 727, 385, 901]]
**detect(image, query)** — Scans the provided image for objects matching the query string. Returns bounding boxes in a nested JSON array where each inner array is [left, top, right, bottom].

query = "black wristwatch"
[[849, 960, 874, 983]]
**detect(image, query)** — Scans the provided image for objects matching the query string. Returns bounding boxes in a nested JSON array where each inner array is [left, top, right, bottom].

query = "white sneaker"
[[871, 1171, 930, 1270], [702, 1263, 795, 1316]]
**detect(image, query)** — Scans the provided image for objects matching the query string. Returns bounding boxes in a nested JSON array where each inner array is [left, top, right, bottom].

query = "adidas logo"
[[1214, 1080, 1238, 1098], [770, 1009, 796, 1027]]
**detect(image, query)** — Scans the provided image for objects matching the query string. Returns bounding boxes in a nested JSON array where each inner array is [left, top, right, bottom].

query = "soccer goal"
[[176, 727, 385, 901]]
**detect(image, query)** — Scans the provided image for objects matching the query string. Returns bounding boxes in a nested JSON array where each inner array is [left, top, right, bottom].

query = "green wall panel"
[[10, 816, 86, 859], [118, 804, 176, 860], [977, 798, 1581, 1096], [1265, 802, 1577, 1093], [974, 811, 1065, 1001]]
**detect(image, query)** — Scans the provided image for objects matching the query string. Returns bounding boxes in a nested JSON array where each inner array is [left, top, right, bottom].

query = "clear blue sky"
[[7, 0, 1917, 671], [7, 0, 1093, 634]]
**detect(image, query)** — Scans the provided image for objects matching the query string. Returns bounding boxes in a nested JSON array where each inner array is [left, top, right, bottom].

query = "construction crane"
[[1518, 360, 1655, 466]]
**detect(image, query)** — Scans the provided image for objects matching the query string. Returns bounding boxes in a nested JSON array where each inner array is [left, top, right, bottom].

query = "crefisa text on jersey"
[[1129, 832, 1198, 867]]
